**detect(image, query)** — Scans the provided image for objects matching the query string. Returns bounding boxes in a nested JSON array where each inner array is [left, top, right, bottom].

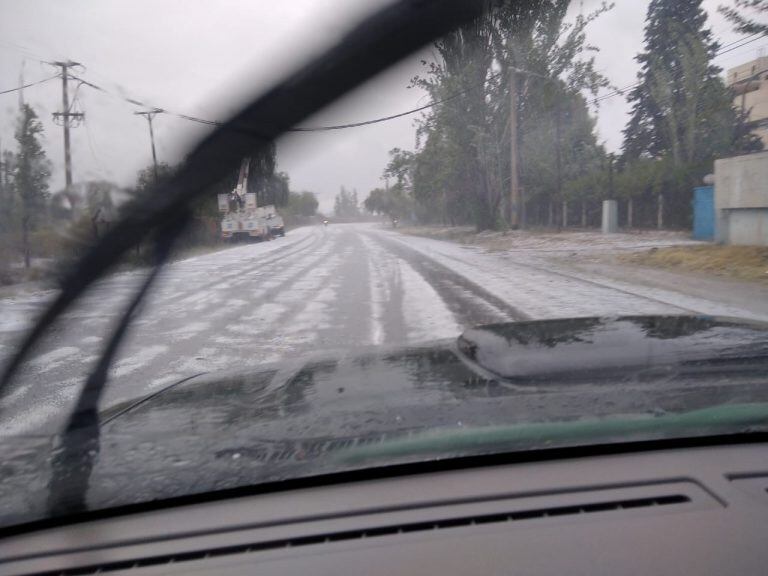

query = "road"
[[1, 223, 767, 435]]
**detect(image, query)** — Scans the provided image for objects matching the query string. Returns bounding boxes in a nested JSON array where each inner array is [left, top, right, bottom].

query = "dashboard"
[[2, 441, 767, 575]]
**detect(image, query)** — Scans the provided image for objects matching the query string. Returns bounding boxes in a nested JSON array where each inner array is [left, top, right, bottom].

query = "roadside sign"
[[218, 194, 229, 212]]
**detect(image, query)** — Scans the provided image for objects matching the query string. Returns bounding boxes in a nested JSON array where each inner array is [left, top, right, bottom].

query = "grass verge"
[[621, 245, 768, 283]]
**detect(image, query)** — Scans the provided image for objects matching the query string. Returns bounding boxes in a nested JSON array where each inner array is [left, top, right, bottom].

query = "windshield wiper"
[[0, 0, 483, 517], [0, 0, 481, 397], [47, 218, 183, 516]]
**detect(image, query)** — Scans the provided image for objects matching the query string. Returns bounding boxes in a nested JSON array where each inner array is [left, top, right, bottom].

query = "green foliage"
[[203, 144, 286, 208], [14, 104, 51, 267], [134, 162, 176, 196], [364, 185, 413, 221], [120, 161, 178, 220], [621, 0, 763, 228], [407, 0, 613, 230], [261, 171, 290, 208], [719, 0, 768, 35], [286, 191, 319, 217], [0, 149, 17, 237]]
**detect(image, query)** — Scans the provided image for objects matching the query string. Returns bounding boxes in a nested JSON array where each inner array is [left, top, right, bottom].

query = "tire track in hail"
[[362, 231, 529, 326], [413, 243, 697, 315]]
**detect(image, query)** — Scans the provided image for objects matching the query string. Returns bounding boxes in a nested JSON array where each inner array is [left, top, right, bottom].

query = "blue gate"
[[693, 186, 714, 240]]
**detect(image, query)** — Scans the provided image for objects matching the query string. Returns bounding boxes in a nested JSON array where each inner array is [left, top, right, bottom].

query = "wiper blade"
[[0, 0, 482, 395]]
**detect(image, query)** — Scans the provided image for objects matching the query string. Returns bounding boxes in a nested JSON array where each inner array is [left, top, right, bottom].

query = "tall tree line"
[[365, 0, 763, 231], [369, 0, 611, 231]]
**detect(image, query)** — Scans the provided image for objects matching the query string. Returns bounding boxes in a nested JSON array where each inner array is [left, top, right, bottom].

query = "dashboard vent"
[[47, 494, 689, 576], [728, 473, 768, 502]]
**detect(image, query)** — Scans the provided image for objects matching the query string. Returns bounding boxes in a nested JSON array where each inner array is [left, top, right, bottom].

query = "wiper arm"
[[47, 218, 184, 516]]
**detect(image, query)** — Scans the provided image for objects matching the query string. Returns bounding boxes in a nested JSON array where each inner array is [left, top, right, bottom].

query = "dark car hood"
[[3, 315, 768, 530]]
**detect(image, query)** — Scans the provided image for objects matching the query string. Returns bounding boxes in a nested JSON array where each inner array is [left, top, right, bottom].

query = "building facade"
[[727, 56, 768, 148]]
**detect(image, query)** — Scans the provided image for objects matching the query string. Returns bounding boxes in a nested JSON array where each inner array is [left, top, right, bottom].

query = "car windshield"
[[1, 0, 768, 531]]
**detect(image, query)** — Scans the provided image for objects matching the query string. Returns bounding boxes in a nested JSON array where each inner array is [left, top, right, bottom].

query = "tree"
[[409, 0, 612, 230], [364, 186, 413, 223], [719, 0, 768, 35], [333, 186, 360, 218], [411, 122, 468, 225], [203, 144, 286, 209], [0, 149, 17, 236], [622, 0, 761, 227], [14, 104, 51, 268], [286, 191, 318, 217], [260, 171, 289, 208], [623, 0, 722, 161], [518, 84, 607, 227], [133, 162, 176, 196]]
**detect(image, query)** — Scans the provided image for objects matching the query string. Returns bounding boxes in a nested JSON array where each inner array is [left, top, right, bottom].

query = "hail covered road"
[[1, 223, 765, 435]]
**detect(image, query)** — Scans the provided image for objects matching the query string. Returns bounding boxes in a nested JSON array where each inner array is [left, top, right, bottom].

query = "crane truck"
[[218, 158, 285, 241]]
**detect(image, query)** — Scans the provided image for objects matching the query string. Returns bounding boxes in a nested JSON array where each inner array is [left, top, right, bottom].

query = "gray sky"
[[0, 0, 764, 212]]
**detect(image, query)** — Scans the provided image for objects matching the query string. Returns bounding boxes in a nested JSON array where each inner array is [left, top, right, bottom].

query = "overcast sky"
[[0, 0, 764, 212]]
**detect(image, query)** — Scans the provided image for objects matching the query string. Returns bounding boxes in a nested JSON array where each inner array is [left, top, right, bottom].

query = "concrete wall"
[[722, 209, 768, 246], [714, 151, 768, 245]]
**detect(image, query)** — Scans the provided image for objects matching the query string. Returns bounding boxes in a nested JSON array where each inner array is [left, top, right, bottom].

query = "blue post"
[[693, 186, 715, 241]]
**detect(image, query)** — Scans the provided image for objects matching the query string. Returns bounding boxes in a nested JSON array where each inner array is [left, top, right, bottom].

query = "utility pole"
[[508, 68, 521, 229], [0, 137, 5, 205], [51, 61, 84, 191], [134, 109, 163, 181], [555, 95, 564, 228], [18, 60, 25, 108]]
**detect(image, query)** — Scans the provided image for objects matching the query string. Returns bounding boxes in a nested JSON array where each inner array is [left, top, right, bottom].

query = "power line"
[[0, 74, 58, 96], [49, 29, 768, 138], [289, 90, 468, 131], [69, 72, 484, 133], [715, 31, 768, 56], [77, 32, 763, 133], [587, 32, 768, 107]]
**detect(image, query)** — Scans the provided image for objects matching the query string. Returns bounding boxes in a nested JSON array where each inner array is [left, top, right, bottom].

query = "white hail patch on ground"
[[1, 375, 83, 436], [361, 235, 393, 346], [28, 346, 81, 373], [381, 232, 680, 320], [397, 259, 462, 342], [146, 372, 186, 392], [111, 344, 169, 378], [165, 321, 211, 341]]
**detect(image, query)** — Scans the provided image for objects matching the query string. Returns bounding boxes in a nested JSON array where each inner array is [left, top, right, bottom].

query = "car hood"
[[3, 315, 768, 530]]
